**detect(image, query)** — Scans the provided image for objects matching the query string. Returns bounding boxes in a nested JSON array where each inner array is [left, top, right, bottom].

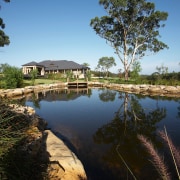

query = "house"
[[22, 60, 90, 78]]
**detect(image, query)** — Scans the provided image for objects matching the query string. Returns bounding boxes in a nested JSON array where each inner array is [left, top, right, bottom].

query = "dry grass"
[[138, 134, 171, 180], [159, 127, 180, 179], [138, 127, 180, 180]]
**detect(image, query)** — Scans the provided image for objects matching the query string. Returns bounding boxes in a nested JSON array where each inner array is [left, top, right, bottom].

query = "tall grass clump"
[[0, 99, 30, 178], [0, 99, 49, 179], [159, 127, 180, 179], [138, 127, 180, 180]]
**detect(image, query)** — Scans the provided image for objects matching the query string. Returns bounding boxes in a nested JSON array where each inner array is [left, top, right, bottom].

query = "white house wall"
[[23, 65, 88, 78]]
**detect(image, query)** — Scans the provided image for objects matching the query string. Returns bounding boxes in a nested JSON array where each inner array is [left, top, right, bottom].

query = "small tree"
[[30, 69, 38, 85], [86, 70, 92, 81], [2, 64, 23, 88], [90, 0, 168, 80], [97, 56, 116, 77], [156, 64, 168, 75], [82, 62, 90, 67], [66, 70, 73, 82], [130, 61, 142, 80]]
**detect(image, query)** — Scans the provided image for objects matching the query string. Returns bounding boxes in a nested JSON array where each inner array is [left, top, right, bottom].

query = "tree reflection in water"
[[98, 89, 116, 102], [94, 91, 167, 179], [24, 88, 178, 179]]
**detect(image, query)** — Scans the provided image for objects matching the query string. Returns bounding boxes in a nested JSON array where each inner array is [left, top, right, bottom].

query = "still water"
[[25, 88, 180, 180]]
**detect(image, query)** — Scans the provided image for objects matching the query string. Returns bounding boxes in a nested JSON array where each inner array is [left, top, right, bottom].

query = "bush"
[[2, 64, 23, 88]]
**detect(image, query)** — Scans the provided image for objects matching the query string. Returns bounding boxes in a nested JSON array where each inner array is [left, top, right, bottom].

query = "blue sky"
[[0, 0, 180, 74]]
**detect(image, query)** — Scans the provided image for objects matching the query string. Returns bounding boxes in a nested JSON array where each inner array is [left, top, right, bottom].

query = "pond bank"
[[89, 82, 180, 97], [3, 104, 87, 180], [0, 82, 180, 98]]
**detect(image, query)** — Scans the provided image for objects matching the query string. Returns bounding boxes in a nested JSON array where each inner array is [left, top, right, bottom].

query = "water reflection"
[[94, 91, 167, 179], [178, 101, 180, 119], [24, 88, 180, 180], [28, 88, 92, 108], [99, 89, 116, 102]]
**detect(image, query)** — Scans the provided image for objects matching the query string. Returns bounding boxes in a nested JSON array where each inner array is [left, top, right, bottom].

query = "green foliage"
[[90, 0, 168, 80], [65, 70, 73, 78], [1, 64, 23, 88], [30, 69, 38, 85], [0, 1, 10, 47], [65, 70, 74, 82], [82, 62, 90, 67], [0, 100, 28, 178], [99, 89, 116, 102], [0, 102, 27, 156], [97, 56, 116, 77], [0, 100, 48, 179], [130, 61, 142, 81], [0, 29, 10, 46], [147, 72, 180, 85], [86, 70, 92, 81], [156, 64, 168, 76]]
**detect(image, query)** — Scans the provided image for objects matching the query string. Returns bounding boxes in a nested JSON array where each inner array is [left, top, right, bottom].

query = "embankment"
[[0, 82, 180, 98]]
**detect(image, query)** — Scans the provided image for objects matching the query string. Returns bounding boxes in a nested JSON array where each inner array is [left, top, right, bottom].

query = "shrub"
[[2, 64, 23, 88]]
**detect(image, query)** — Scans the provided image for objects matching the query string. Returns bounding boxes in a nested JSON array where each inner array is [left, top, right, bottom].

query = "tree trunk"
[[124, 69, 129, 81], [123, 93, 129, 124]]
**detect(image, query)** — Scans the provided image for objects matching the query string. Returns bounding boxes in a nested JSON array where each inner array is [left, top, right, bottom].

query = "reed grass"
[[159, 127, 180, 179], [0, 99, 29, 178], [138, 134, 171, 180], [0, 99, 48, 179], [116, 144, 137, 180], [0, 103, 27, 156], [138, 127, 180, 180]]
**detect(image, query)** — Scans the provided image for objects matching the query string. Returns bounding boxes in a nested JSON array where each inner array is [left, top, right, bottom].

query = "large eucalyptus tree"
[[90, 0, 168, 80]]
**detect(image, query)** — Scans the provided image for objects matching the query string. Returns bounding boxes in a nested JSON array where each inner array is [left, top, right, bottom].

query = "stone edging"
[[0, 82, 180, 98], [0, 83, 66, 98], [88, 82, 180, 97], [109, 84, 180, 97]]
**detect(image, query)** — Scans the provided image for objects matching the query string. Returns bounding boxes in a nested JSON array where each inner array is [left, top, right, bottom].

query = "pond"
[[25, 88, 180, 180]]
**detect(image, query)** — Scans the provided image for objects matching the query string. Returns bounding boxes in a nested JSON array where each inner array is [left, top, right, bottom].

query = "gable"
[[22, 61, 39, 66]]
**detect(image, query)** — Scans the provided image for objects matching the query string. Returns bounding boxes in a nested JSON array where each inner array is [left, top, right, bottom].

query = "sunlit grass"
[[23, 78, 63, 86], [138, 127, 180, 180]]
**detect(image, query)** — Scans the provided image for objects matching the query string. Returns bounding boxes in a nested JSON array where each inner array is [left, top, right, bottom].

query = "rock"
[[26, 106, 35, 115], [148, 87, 162, 93], [132, 85, 141, 92], [24, 87, 34, 94], [45, 130, 87, 180], [164, 86, 178, 93], [47, 162, 65, 180], [123, 84, 133, 90]]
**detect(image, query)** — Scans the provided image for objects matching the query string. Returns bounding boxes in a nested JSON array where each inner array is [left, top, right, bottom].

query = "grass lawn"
[[23, 78, 90, 86], [23, 78, 66, 86]]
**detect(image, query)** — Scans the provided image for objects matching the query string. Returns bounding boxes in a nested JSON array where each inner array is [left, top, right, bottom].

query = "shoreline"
[[0, 82, 180, 98], [5, 103, 87, 180]]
